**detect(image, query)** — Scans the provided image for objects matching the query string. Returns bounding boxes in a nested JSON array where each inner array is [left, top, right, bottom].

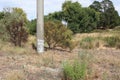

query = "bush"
[[104, 36, 120, 47], [0, 20, 9, 41], [2, 8, 28, 47], [62, 51, 93, 80], [63, 60, 87, 80], [44, 21, 73, 50], [80, 37, 99, 49], [0, 12, 9, 41]]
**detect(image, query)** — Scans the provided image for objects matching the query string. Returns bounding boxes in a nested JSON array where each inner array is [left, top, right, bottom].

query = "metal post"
[[37, 0, 44, 53]]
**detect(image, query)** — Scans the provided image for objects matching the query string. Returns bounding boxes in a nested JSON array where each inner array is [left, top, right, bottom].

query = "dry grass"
[[5, 70, 26, 80], [0, 48, 120, 80], [74, 30, 120, 50], [0, 36, 36, 55], [92, 49, 120, 80], [0, 30, 120, 80], [74, 30, 119, 41]]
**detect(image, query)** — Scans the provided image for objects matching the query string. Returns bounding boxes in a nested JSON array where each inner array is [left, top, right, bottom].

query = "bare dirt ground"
[[0, 32, 120, 80], [0, 48, 120, 80]]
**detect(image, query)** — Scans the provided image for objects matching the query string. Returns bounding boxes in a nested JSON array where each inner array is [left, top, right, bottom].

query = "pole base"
[[37, 39, 44, 53]]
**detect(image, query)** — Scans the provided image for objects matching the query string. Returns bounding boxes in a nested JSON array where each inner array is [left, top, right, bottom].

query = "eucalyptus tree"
[[90, 0, 120, 29], [89, 1, 102, 12], [62, 1, 99, 33]]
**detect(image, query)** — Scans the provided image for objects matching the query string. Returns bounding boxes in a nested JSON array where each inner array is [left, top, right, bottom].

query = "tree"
[[62, 1, 81, 33], [79, 8, 99, 32], [89, 1, 102, 12], [62, 1, 99, 33], [90, 0, 120, 29], [44, 1, 100, 33], [2, 8, 28, 46], [47, 11, 63, 21]]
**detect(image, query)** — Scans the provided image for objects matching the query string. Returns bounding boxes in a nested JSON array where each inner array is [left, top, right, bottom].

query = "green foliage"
[[63, 60, 87, 80], [104, 36, 120, 47], [44, 21, 73, 50], [28, 13, 63, 35], [47, 1, 96, 33], [44, 0, 120, 34], [62, 1, 82, 33], [27, 19, 36, 35], [89, 1, 102, 12], [45, 0, 120, 33], [80, 37, 99, 49], [63, 51, 93, 80], [0, 12, 8, 41], [0, 20, 9, 41], [47, 11, 63, 21], [0, 12, 4, 19], [62, 1, 99, 33], [79, 8, 99, 32], [62, 1, 82, 22], [90, 0, 120, 29], [27, 19, 75, 51], [1, 8, 28, 46]]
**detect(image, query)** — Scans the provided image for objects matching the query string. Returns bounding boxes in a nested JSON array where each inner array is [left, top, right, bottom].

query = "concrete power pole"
[[65, 0, 71, 2], [37, 0, 44, 53]]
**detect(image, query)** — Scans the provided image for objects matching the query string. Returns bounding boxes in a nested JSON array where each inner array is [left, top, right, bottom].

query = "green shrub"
[[80, 37, 94, 49], [0, 17, 9, 41], [62, 51, 93, 80], [80, 37, 99, 49], [44, 21, 73, 50], [104, 36, 120, 47], [63, 60, 87, 80], [1, 8, 28, 47], [0, 24, 9, 41]]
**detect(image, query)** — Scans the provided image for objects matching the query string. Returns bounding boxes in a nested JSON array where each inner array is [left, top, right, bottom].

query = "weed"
[[80, 37, 100, 49], [63, 60, 87, 80], [62, 51, 93, 80], [104, 36, 120, 47], [80, 37, 94, 49]]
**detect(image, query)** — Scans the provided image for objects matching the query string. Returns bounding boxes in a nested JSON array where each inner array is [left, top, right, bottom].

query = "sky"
[[0, 0, 120, 20]]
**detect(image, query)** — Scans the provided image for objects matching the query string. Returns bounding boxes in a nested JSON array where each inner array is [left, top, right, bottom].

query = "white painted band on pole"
[[37, 39, 44, 53]]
